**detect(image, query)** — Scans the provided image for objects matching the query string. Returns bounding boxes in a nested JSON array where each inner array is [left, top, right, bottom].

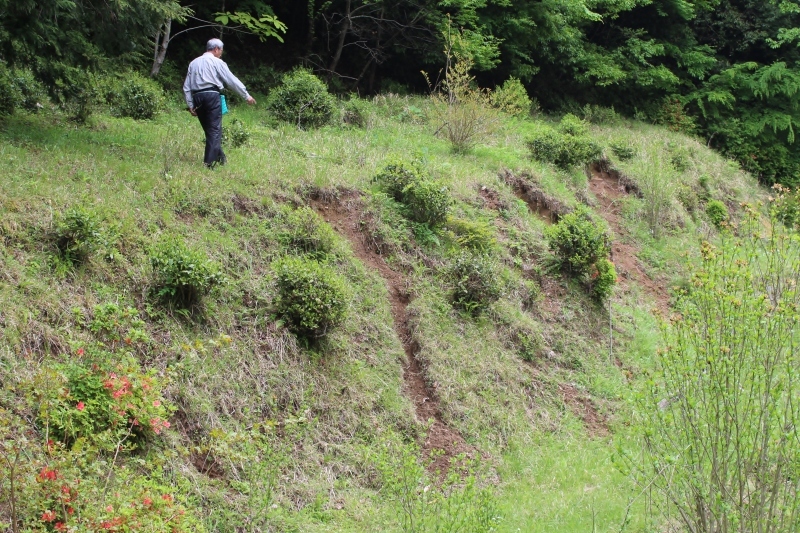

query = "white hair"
[[206, 38, 224, 51]]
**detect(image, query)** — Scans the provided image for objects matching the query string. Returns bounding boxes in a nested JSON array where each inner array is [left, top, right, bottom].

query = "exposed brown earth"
[[308, 191, 473, 474], [558, 383, 610, 438]]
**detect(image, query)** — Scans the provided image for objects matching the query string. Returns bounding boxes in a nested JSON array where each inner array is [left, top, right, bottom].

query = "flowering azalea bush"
[[33, 347, 172, 450]]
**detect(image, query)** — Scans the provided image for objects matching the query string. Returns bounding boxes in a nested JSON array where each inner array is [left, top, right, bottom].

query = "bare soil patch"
[[308, 190, 473, 473], [500, 169, 570, 224], [559, 383, 610, 438], [588, 164, 670, 311]]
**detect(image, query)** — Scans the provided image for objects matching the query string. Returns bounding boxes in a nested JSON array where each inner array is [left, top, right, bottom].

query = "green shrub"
[[107, 73, 164, 120], [770, 183, 800, 231], [0, 63, 22, 116], [558, 113, 589, 136], [273, 256, 349, 338], [9, 67, 46, 111], [545, 206, 610, 276], [581, 104, 620, 125], [527, 121, 602, 169], [222, 118, 251, 147], [277, 206, 338, 258], [491, 77, 532, 117], [446, 217, 496, 252], [266, 69, 336, 128], [55, 207, 102, 263], [676, 184, 699, 215], [341, 96, 372, 128], [706, 199, 729, 228], [150, 239, 226, 307], [375, 159, 451, 227], [589, 258, 617, 301], [450, 252, 503, 315], [34, 352, 172, 448], [610, 141, 635, 161]]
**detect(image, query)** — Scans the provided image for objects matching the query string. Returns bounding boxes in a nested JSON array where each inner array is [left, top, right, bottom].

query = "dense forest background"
[[3, 0, 800, 186]]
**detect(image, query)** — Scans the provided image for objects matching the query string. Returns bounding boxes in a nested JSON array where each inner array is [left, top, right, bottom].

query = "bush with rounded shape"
[[106, 73, 164, 120], [491, 77, 532, 117], [150, 239, 226, 307], [374, 159, 451, 227], [266, 69, 335, 128], [273, 256, 349, 338], [9, 67, 46, 111], [342, 96, 372, 128], [446, 217, 496, 252], [558, 113, 589, 136], [527, 125, 602, 169], [450, 252, 503, 315], [706, 199, 729, 228], [277, 206, 338, 258], [222, 118, 251, 147], [545, 206, 610, 275]]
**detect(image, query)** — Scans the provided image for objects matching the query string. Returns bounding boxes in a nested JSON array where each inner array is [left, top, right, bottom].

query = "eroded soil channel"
[[309, 192, 472, 473]]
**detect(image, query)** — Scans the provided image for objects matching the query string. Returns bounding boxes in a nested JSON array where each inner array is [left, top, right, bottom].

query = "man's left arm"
[[219, 62, 256, 104]]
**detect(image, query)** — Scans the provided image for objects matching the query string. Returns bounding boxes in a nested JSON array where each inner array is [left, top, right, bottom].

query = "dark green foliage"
[[677, 185, 699, 215], [706, 199, 729, 228], [490, 77, 532, 117], [222, 118, 251, 148], [107, 73, 163, 120], [610, 142, 635, 161], [272, 256, 349, 338], [589, 258, 617, 301], [446, 217, 497, 252], [545, 206, 610, 276], [54, 207, 102, 264], [149, 239, 226, 307], [277, 206, 338, 259], [266, 69, 336, 129], [0, 64, 21, 116], [581, 104, 620, 125], [513, 328, 541, 362], [374, 159, 451, 227], [9, 67, 46, 111], [341, 97, 372, 128], [450, 252, 503, 315], [527, 116, 602, 169]]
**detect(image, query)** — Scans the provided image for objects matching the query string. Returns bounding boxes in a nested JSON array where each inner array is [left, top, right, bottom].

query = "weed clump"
[[450, 252, 503, 315], [375, 159, 451, 227], [610, 141, 635, 161], [273, 256, 349, 338], [277, 206, 338, 259], [341, 96, 372, 128], [222, 118, 251, 147], [706, 199, 729, 228], [589, 257, 617, 301], [491, 77, 532, 117], [54, 207, 102, 264], [527, 115, 602, 169], [150, 239, 226, 307], [446, 217, 497, 252], [266, 69, 335, 128]]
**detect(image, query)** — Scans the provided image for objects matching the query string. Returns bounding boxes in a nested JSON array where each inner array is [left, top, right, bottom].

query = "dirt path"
[[588, 165, 670, 312], [309, 191, 473, 474]]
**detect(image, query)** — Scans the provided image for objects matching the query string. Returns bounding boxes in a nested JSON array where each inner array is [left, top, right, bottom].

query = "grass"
[[0, 94, 766, 531]]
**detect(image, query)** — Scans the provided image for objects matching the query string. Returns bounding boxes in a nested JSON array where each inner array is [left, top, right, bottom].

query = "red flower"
[[41, 510, 57, 522], [76, 401, 85, 411], [161, 494, 173, 503], [38, 467, 58, 482], [55, 522, 67, 531], [76, 348, 84, 356], [143, 497, 153, 506]]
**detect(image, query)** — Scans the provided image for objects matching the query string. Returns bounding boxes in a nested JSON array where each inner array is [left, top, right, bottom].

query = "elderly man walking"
[[183, 38, 256, 167]]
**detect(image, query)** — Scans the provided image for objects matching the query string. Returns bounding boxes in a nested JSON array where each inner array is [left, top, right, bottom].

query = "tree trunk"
[[150, 19, 172, 78], [305, 0, 316, 61], [327, 0, 351, 79]]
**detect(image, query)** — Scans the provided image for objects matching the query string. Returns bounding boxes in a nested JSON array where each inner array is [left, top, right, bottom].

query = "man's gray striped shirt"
[[183, 52, 250, 109]]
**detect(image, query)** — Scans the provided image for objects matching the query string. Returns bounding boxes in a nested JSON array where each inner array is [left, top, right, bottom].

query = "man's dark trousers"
[[194, 91, 225, 167]]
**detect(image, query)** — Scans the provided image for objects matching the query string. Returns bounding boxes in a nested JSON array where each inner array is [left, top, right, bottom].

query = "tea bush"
[[341, 96, 372, 128], [706, 199, 729, 228], [589, 257, 617, 301], [374, 159, 451, 227], [450, 252, 503, 315], [277, 206, 338, 259], [545, 206, 610, 276], [446, 217, 497, 252], [54, 207, 102, 264], [273, 256, 349, 338], [491, 77, 532, 117], [581, 104, 620, 125], [222, 118, 251, 147], [149, 239, 226, 307], [107, 73, 164, 120], [527, 116, 602, 169], [266, 69, 336, 128], [610, 141, 635, 161]]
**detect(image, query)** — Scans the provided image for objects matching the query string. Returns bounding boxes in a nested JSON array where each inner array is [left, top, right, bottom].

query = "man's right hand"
[[189, 107, 197, 116], [246, 96, 256, 105]]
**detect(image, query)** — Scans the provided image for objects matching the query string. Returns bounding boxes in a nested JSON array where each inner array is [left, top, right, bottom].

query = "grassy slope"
[[0, 96, 761, 532]]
